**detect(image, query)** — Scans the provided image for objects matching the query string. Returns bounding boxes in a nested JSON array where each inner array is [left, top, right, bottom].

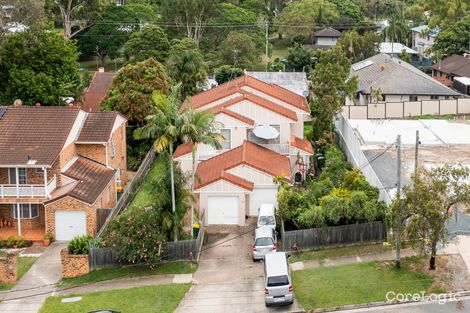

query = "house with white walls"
[[174, 75, 313, 225]]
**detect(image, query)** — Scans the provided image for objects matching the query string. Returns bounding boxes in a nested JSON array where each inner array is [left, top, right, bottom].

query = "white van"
[[264, 252, 293, 306], [257, 203, 276, 229]]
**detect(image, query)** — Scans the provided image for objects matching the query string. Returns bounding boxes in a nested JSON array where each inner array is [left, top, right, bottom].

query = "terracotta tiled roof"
[[195, 141, 291, 190], [0, 106, 80, 166], [183, 75, 309, 112], [174, 142, 193, 158], [82, 72, 116, 112], [208, 105, 255, 126], [291, 136, 314, 154], [58, 157, 115, 205], [77, 112, 118, 143]]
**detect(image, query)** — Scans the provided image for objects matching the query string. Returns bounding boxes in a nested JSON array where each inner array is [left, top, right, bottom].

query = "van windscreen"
[[259, 216, 275, 226], [267, 275, 289, 287]]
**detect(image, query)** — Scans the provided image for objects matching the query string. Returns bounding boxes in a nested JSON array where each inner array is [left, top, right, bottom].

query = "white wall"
[[227, 165, 277, 187], [316, 37, 338, 46]]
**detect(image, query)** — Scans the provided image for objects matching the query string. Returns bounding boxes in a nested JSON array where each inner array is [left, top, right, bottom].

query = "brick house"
[[432, 55, 470, 87], [0, 106, 126, 241]]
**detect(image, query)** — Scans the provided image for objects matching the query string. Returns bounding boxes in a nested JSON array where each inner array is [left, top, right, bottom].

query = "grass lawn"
[[39, 283, 190, 313], [128, 156, 167, 210], [58, 261, 197, 287], [411, 114, 470, 120], [0, 256, 37, 290], [289, 243, 393, 263], [292, 257, 442, 310]]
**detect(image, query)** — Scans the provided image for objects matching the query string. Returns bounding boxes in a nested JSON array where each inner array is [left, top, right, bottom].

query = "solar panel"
[[352, 60, 373, 71], [0, 107, 6, 119]]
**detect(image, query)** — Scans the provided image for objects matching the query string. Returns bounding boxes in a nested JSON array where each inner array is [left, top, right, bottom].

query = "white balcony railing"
[[257, 143, 290, 155], [0, 175, 57, 198]]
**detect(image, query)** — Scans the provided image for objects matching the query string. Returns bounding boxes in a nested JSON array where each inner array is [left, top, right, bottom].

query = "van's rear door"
[[267, 275, 291, 298]]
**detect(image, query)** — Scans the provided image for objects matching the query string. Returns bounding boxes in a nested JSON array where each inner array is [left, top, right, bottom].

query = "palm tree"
[[134, 85, 182, 241], [180, 103, 224, 238]]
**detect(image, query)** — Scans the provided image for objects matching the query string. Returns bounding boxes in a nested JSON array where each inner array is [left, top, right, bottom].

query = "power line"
[[359, 140, 397, 170]]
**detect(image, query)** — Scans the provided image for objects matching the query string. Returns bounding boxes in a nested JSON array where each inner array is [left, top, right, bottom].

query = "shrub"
[[68, 235, 93, 255], [299, 205, 325, 228], [44, 232, 53, 241], [6, 236, 15, 248], [15, 239, 25, 248], [321, 194, 347, 224]]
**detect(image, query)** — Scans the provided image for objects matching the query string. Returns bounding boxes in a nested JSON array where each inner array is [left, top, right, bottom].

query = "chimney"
[[98, 67, 105, 73], [13, 99, 22, 107]]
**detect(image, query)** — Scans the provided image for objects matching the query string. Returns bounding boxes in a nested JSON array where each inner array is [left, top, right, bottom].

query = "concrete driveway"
[[175, 219, 303, 313]]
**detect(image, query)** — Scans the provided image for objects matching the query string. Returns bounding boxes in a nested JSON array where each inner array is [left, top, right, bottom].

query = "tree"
[[0, 0, 45, 40], [179, 106, 222, 238], [310, 47, 357, 140], [134, 85, 185, 241], [338, 30, 380, 63], [384, 7, 410, 44], [218, 31, 260, 69], [425, 0, 469, 29], [398, 49, 411, 63], [214, 65, 244, 84], [275, 0, 339, 38], [286, 43, 314, 72], [393, 165, 470, 270], [167, 40, 208, 99], [49, 0, 101, 39], [124, 25, 170, 63], [160, 0, 218, 45], [268, 57, 285, 72], [433, 15, 470, 57], [0, 27, 80, 106], [329, 0, 364, 24], [77, 3, 158, 65], [101, 58, 170, 126]]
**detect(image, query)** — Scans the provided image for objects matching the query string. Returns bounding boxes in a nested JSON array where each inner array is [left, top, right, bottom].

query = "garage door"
[[249, 188, 278, 216], [55, 211, 87, 241], [208, 196, 239, 224]]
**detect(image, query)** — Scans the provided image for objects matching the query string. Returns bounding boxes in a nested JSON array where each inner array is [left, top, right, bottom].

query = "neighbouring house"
[[0, 105, 127, 241], [410, 25, 439, 55], [174, 75, 313, 226], [245, 71, 309, 97], [307, 27, 341, 51], [81, 68, 116, 112], [432, 54, 470, 87], [378, 42, 432, 68], [348, 53, 460, 105], [454, 77, 470, 95]]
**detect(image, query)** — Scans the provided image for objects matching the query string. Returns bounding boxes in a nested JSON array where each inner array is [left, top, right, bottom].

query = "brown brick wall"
[[108, 122, 127, 182], [0, 169, 8, 185], [60, 249, 89, 278], [0, 253, 18, 284], [76, 144, 106, 165], [0, 168, 46, 185], [101, 178, 117, 209], [0, 204, 45, 230]]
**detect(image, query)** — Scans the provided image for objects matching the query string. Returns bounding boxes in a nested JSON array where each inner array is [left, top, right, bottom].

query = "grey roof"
[[351, 53, 460, 96], [245, 71, 309, 97], [314, 27, 341, 37]]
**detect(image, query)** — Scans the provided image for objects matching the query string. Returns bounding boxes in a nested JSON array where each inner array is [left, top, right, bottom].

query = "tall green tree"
[[433, 15, 470, 57], [338, 30, 380, 63], [180, 106, 222, 237], [134, 85, 185, 241], [425, 0, 469, 29], [214, 65, 244, 84], [124, 25, 170, 63], [0, 0, 45, 40], [0, 27, 80, 105], [329, 0, 364, 24], [218, 31, 261, 69], [384, 7, 410, 44], [101, 58, 170, 126], [286, 43, 314, 72], [392, 165, 470, 270], [167, 39, 208, 99], [310, 47, 357, 140]]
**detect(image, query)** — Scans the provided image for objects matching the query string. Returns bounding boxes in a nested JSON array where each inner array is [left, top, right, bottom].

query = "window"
[[8, 168, 26, 184], [110, 139, 115, 158], [431, 95, 439, 100], [267, 275, 289, 287], [11, 204, 39, 219], [220, 129, 231, 150], [409, 95, 418, 102], [35, 168, 44, 173]]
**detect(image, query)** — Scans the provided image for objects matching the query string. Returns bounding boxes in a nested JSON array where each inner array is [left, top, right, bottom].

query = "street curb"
[[311, 290, 470, 312]]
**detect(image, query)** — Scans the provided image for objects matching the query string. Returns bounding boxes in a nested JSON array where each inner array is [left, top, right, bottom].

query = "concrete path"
[[55, 273, 193, 296], [175, 219, 303, 313], [440, 235, 470, 274], [290, 248, 417, 271], [0, 241, 65, 313]]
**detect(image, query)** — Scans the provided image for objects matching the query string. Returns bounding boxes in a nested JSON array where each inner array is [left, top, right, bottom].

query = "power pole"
[[414, 130, 419, 172], [265, 20, 269, 72], [395, 134, 402, 269]]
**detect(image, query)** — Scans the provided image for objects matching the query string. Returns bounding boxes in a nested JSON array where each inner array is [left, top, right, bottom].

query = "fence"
[[96, 208, 112, 232], [97, 147, 156, 236], [89, 213, 206, 270], [335, 113, 393, 205], [342, 98, 470, 119], [281, 221, 387, 252]]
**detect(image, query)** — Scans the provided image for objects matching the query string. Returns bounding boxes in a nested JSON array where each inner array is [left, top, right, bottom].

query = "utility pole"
[[395, 134, 402, 269], [414, 130, 419, 172], [265, 20, 269, 72]]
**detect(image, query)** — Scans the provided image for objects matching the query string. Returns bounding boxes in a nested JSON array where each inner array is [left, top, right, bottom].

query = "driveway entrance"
[[175, 218, 302, 313]]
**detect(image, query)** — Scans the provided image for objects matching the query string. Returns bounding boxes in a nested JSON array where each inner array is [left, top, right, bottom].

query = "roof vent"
[[380, 64, 385, 71]]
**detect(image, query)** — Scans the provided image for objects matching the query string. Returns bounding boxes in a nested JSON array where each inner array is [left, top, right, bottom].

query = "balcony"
[[255, 143, 290, 155], [0, 175, 57, 198]]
